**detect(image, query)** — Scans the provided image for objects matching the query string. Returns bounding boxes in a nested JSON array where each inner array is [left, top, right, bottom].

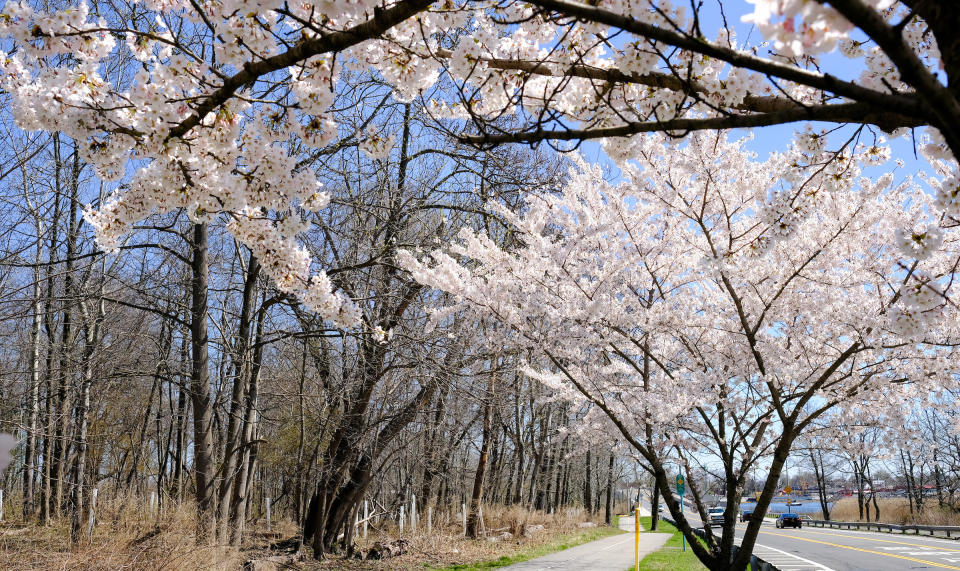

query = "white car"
[[707, 507, 725, 525]]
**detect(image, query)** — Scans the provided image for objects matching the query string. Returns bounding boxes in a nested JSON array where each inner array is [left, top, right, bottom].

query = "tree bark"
[[467, 371, 495, 538], [219, 251, 260, 544], [38, 152, 63, 525], [229, 286, 266, 545], [584, 450, 593, 515], [810, 448, 831, 520], [70, 292, 102, 542], [190, 223, 218, 544], [23, 216, 44, 518], [604, 451, 614, 525]]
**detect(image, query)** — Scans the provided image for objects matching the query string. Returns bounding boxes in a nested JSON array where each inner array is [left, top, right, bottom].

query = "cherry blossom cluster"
[[1, 0, 957, 333], [744, 0, 895, 57], [400, 132, 958, 448]]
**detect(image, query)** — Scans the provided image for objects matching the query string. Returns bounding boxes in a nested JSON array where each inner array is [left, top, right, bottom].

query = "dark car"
[[776, 513, 802, 528], [740, 510, 754, 522]]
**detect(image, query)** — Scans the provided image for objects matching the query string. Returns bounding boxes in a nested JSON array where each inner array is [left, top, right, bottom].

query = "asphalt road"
[[646, 498, 960, 570], [737, 525, 960, 571]]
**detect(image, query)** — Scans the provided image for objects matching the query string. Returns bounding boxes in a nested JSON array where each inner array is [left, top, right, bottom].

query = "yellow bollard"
[[635, 504, 640, 571]]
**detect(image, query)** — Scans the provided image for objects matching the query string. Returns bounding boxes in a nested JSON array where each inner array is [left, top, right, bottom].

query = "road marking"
[[760, 530, 960, 570], [752, 542, 834, 570], [597, 534, 633, 551], [801, 528, 960, 551]]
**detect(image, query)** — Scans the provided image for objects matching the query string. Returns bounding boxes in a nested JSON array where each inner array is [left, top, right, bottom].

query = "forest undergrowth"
[[0, 496, 612, 570]]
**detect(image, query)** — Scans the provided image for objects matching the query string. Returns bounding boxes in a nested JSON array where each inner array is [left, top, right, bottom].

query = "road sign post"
[[635, 502, 640, 571], [676, 475, 686, 552]]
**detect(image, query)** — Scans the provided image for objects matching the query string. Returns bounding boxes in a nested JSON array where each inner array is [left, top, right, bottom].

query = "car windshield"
[[709, 508, 723, 513], [782, 514, 798, 518]]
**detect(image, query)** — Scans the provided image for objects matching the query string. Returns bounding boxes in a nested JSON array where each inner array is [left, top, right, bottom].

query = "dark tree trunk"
[[467, 370, 495, 538], [810, 448, 831, 520], [39, 137, 63, 524], [650, 477, 660, 531], [230, 294, 267, 544], [584, 450, 592, 515], [220, 251, 260, 545], [190, 223, 218, 544], [604, 451, 614, 525]]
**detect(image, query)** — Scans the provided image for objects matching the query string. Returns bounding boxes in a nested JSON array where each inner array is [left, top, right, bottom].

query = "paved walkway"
[[501, 516, 669, 571]]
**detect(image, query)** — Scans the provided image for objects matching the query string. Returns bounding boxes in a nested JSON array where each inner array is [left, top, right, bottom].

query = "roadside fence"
[[806, 519, 960, 538]]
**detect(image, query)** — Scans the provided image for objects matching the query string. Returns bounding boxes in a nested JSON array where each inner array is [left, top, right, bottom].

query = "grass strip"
[[436, 525, 623, 570], [627, 516, 707, 571]]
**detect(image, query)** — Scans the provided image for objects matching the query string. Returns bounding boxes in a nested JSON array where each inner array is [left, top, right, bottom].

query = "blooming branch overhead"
[[398, 131, 959, 569], [1, 0, 959, 325]]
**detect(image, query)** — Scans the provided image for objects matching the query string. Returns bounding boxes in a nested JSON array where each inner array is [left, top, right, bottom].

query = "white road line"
[[596, 535, 632, 551], [752, 542, 836, 571]]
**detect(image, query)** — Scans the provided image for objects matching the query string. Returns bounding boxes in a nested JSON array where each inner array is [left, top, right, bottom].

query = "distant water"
[[748, 501, 832, 514]]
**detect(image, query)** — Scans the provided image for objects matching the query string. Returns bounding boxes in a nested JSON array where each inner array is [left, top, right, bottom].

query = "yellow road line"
[[801, 528, 960, 550], [759, 530, 960, 570]]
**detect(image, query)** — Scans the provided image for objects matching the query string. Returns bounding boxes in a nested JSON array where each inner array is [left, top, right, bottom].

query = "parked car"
[[740, 510, 753, 522], [776, 513, 802, 528], [708, 507, 725, 525]]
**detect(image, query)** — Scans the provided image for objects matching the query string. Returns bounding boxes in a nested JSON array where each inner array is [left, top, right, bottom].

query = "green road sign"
[[676, 474, 686, 496]]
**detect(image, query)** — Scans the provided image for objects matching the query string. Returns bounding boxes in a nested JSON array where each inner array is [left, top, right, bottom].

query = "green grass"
[[626, 517, 708, 571], [435, 526, 623, 571]]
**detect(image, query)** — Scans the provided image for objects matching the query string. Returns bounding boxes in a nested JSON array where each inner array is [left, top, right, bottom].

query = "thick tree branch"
[[524, 0, 925, 117], [437, 48, 857, 116], [823, 0, 960, 149], [166, 0, 433, 141], [460, 101, 920, 145]]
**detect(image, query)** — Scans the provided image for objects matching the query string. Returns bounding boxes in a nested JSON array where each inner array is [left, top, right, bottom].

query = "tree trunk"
[[23, 227, 43, 518], [229, 289, 266, 545], [70, 293, 102, 542], [650, 477, 660, 531], [584, 450, 593, 515], [605, 452, 614, 525], [306, 379, 437, 556], [39, 157, 62, 525], [219, 252, 260, 544], [466, 378, 493, 539], [902, 450, 915, 515], [190, 223, 218, 544], [419, 386, 448, 510], [172, 321, 189, 503], [811, 448, 831, 520]]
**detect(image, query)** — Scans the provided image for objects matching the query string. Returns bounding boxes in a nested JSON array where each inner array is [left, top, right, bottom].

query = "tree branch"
[[166, 0, 433, 142], [460, 102, 920, 145]]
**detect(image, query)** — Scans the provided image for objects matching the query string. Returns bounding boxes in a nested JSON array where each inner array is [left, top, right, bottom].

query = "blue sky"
[[571, 1, 930, 188]]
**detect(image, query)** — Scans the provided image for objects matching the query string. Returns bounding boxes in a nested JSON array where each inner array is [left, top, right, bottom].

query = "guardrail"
[[661, 516, 782, 571], [806, 519, 960, 538]]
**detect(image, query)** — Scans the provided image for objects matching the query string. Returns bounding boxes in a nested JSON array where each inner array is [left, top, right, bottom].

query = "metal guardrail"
[[806, 519, 960, 538], [661, 516, 781, 571]]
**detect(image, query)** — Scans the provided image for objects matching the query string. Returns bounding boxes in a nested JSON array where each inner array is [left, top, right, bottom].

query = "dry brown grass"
[[0, 492, 246, 571], [828, 498, 960, 526], [314, 504, 612, 570], [0, 495, 609, 571]]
